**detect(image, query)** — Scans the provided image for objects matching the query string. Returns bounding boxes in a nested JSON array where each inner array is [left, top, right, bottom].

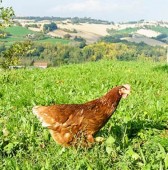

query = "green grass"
[[0, 60, 168, 169], [108, 28, 139, 35], [147, 26, 168, 35], [109, 25, 168, 36], [116, 28, 139, 34], [35, 37, 70, 44], [0, 26, 71, 46], [5, 26, 34, 37]]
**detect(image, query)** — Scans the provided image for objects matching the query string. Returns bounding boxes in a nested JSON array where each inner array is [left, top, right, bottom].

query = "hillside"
[[15, 18, 168, 46], [1, 18, 168, 46], [122, 36, 167, 47], [20, 21, 117, 44], [0, 60, 168, 169], [0, 26, 70, 47]]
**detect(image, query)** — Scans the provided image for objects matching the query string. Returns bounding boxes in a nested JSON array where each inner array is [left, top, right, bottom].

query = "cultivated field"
[[28, 22, 117, 44], [122, 37, 167, 47], [0, 60, 168, 169], [3, 19, 168, 45], [136, 29, 160, 38], [18, 19, 117, 44], [0, 26, 70, 46]]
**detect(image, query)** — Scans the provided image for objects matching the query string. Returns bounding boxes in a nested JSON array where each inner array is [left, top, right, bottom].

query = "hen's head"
[[119, 84, 131, 98]]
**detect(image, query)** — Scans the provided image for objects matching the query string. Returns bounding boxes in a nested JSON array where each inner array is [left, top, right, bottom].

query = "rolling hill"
[[0, 26, 70, 47]]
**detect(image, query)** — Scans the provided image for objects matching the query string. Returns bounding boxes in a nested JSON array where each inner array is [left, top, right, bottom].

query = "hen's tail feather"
[[32, 106, 55, 127]]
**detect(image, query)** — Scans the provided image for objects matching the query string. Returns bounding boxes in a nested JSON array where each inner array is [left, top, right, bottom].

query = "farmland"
[[0, 60, 168, 169], [1, 19, 168, 47], [0, 26, 70, 47]]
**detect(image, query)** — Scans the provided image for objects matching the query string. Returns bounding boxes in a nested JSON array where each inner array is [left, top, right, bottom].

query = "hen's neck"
[[101, 86, 122, 107]]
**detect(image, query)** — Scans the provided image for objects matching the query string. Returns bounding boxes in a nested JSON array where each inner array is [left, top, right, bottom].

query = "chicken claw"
[[95, 137, 105, 143]]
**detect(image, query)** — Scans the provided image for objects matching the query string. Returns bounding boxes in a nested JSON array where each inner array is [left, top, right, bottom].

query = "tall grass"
[[0, 60, 168, 169]]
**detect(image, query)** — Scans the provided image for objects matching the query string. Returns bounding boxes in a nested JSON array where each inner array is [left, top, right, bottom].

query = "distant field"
[[109, 27, 139, 35], [5, 26, 34, 36], [48, 23, 116, 44], [147, 26, 168, 35], [122, 37, 167, 47], [57, 23, 116, 36], [35, 37, 70, 44], [136, 29, 160, 38], [0, 26, 71, 46]]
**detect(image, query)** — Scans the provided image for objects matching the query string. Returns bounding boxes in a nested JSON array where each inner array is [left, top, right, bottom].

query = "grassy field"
[[0, 26, 70, 46], [110, 28, 139, 35], [0, 60, 168, 169], [147, 26, 168, 35], [5, 26, 34, 36], [35, 37, 70, 45]]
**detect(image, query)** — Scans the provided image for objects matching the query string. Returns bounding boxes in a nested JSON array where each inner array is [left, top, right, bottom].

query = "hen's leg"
[[87, 134, 95, 143], [49, 130, 71, 146]]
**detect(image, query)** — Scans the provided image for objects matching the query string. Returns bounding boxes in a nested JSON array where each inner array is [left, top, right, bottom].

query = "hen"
[[33, 84, 130, 147]]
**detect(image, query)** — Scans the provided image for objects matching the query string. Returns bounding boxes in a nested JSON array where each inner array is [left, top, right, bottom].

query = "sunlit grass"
[[0, 60, 168, 169]]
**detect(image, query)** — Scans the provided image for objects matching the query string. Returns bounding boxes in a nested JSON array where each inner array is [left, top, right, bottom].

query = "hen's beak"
[[124, 89, 130, 95]]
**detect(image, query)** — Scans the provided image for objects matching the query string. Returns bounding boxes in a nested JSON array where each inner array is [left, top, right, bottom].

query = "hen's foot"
[[95, 137, 104, 143]]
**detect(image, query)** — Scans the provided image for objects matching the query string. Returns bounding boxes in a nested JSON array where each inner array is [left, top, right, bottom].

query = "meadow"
[[0, 26, 70, 47], [0, 60, 168, 169]]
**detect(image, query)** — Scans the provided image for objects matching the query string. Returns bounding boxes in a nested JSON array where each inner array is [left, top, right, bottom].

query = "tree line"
[[1, 40, 166, 68], [14, 16, 114, 24]]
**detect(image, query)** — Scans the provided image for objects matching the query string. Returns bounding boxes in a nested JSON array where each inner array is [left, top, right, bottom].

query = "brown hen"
[[33, 84, 130, 146]]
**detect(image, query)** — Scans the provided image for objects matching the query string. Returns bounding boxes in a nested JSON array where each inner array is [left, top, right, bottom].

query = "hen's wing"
[[33, 104, 86, 146], [32, 104, 84, 129]]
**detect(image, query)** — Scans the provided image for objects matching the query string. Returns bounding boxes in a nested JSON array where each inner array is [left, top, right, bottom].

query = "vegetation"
[[5, 26, 34, 36], [43, 22, 58, 33], [0, 0, 14, 37], [1, 41, 33, 69], [0, 60, 168, 169], [61, 28, 77, 34], [14, 16, 114, 24], [25, 24, 39, 28], [107, 27, 139, 35], [103, 28, 140, 44], [1, 39, 166, 67], [0, 25, 166, 68], [0, 26, 71, 47], [106, 26, 168, 44], [32, 42, 166, 66], [145, 25, 168, 35]]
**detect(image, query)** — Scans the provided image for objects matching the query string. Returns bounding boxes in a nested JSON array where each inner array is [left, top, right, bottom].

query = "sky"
[[2, 0, 168, 22]]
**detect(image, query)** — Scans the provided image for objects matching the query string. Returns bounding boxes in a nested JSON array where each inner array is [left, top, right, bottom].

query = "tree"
[[0, 43, 6, 52], [1, 41, 34, 69], [0, 0, 15, 37], [43, 22, 57, 33], [0, 2, 35, 69], [64, 34, 71, 39]]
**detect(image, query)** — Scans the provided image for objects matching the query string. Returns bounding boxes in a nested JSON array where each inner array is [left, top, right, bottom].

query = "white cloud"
[[50, 0, 145, 16], [48, 0, 147, 21], [50, 0, 117, 13]]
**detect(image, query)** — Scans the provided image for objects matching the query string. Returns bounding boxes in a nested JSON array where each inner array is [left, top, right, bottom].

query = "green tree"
[[43, 22, 57, 33], [0, 0, 15, 37], [0, 43, 6, 52], [1, 41, 34, 69]]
